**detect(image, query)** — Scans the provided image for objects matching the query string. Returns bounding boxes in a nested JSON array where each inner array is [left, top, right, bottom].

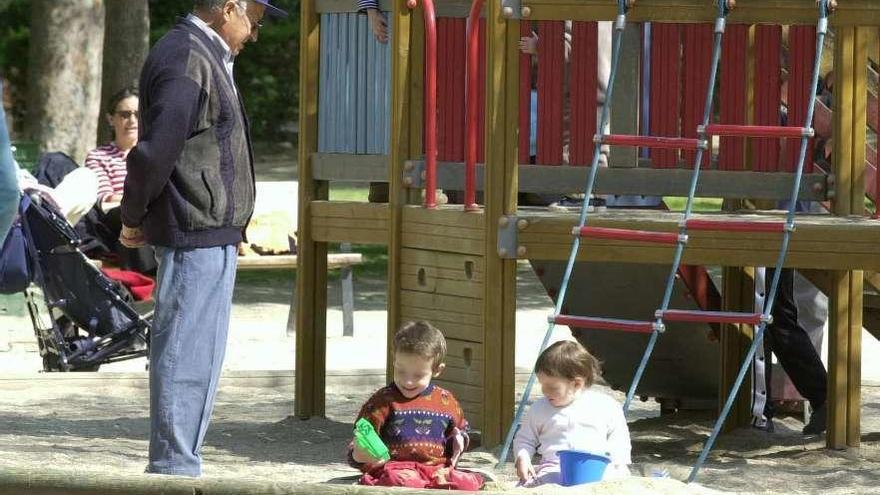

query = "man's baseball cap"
[[253, 0, 288, 17]]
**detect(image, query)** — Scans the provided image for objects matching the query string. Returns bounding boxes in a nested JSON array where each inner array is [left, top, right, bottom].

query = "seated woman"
[[83, 86, 156, 275]]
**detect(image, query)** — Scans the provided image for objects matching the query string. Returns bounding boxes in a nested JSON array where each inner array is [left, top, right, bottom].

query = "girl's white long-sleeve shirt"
[[513, 388, 632, 471]]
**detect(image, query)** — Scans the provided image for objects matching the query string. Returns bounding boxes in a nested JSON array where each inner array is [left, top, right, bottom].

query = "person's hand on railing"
[[367, 8, 388, 43], [519, 31, 538, 56]]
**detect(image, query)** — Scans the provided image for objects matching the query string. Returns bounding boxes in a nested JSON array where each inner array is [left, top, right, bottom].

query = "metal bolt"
[[521, 6, 532, 18], [502, 6, 514, 18], [404, 176, 414, 186], [498, 216, 510, 228], [517, 219, 529, 230], [404, 162, 414, 172], [498, 247, 508, 257], [516, 245, 527, 257]]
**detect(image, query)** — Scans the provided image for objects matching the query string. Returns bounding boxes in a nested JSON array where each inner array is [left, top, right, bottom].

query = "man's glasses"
[[236, 2, 263, 31], [114, 110, 138, 120]]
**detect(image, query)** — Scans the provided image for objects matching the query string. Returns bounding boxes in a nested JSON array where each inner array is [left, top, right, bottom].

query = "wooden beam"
[[237, 253, 363, 270], [521, 0, 880, 26], [295, 0, 328, 419], [402, 161, 829, 200], [827, 25, 867, 449], [311, 201, 390, 245], [845, 27, 869, 448], [482, 0, 519, 448], [386, 0, 414, 380], [311, 153, 388, 181], [0, 467, 487, 495], [315, 0, 477, 17], [719, 267, 755, 430], [515, 209, 880, 270]]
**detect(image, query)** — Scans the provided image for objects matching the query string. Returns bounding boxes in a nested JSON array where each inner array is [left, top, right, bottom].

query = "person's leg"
[[765, 268, 828, 411], [147, 244, 238, 476]]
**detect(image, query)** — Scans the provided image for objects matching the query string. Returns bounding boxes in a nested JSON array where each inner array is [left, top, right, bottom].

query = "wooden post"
[[295, 0, 328, 419], [482, 2, 519, 447], [387, 0, 414, 378], [715, 24, 758, 429], [828, 25, 866, 449], [340, 243, 355, 337], [719, 266, 755, 430]]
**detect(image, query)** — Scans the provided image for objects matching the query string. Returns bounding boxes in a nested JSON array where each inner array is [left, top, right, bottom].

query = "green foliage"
[[0, 0, 299, 142], [0, 0, 31, 133]]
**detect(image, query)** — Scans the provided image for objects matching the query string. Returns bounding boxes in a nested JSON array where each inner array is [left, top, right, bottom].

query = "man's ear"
[[222, 0, 238, 20], [433, 362, 446, 377], [573, 377, 586, 390]]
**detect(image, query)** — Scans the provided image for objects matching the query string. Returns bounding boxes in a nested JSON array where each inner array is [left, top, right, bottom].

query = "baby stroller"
[[11, 193, 150, 371]]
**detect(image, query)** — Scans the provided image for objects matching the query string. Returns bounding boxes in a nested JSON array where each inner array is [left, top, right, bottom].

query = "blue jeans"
[[0, 81, 20, 242], [147, 244, 238, 476]]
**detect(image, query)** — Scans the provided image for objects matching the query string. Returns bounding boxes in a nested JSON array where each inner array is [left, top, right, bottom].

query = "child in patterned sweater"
[[349, 320, 484, 490]]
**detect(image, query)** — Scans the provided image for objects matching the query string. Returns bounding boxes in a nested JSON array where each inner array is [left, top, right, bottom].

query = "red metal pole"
[[464, 0, 483, 211], [413, 0, 438, 208]]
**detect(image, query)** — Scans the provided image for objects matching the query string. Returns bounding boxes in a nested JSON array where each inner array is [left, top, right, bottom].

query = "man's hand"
[[519, 32, 538, 56], [514, 453, 536, 484], [367, 9, 388, 43], [119, 225, 146, 248]]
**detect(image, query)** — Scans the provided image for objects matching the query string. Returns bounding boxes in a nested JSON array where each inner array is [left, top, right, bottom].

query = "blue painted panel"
[[318, 12, 391, 155]]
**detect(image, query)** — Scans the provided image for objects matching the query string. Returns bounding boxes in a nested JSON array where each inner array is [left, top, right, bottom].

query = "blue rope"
[[687, 0, 830, 483], [495, 0, 630, 469], [624, 0, 728, 412]]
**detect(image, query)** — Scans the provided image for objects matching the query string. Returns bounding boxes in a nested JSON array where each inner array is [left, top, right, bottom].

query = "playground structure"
[[296, 0, 880, 469]]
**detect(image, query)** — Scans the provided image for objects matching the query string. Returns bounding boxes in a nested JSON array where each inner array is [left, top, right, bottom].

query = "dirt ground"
[[0, 374, 878, 494]]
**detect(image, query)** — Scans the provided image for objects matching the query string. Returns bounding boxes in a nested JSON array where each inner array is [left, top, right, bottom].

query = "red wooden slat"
[[519, 21, 532, 164], [570, 21, 598, 166], [753, 25, 781, 172], [435, 19, 447, 159], [577, 226, 680, 244], [552, 315, 656, 334], [681, 24, 712, 168], [704, 124, 811, 139], [649, 24, 681, 168], [602, 134, 700, 150], [686, 219, 786, 233], [719, 24, 748, 171], [477, 19, 487, 163], [537, 21, 565, 165], [786, 25, 816, 173], [451, 19, 463, 161], [660, 310, 763, 325]]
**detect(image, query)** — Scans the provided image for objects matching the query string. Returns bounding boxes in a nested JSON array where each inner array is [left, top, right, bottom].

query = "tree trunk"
[[98, 0, 149, 145], [26, 0, 105, 164]]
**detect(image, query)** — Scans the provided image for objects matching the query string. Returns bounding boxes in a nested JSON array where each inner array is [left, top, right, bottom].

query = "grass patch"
[[329, 184, 370, 202], [663, 197, 723, 212]]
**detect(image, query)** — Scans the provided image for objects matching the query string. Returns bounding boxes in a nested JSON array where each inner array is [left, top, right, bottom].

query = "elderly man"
[[119, 0, 287, 477]]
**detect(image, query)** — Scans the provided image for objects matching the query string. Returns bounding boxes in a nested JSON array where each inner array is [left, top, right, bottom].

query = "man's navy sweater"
[[122, 18, 255, 248]]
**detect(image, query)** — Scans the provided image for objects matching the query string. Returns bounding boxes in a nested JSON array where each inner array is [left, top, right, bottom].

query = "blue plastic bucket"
[[558, 450, 610, 486]]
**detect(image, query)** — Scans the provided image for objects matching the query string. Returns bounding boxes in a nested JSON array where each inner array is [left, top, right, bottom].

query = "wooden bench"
[[237, 250, 364, 337]]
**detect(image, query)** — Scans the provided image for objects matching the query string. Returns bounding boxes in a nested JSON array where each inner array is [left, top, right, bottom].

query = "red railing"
[[410, 0, 438, 208], [464, 0, 483, 211]]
